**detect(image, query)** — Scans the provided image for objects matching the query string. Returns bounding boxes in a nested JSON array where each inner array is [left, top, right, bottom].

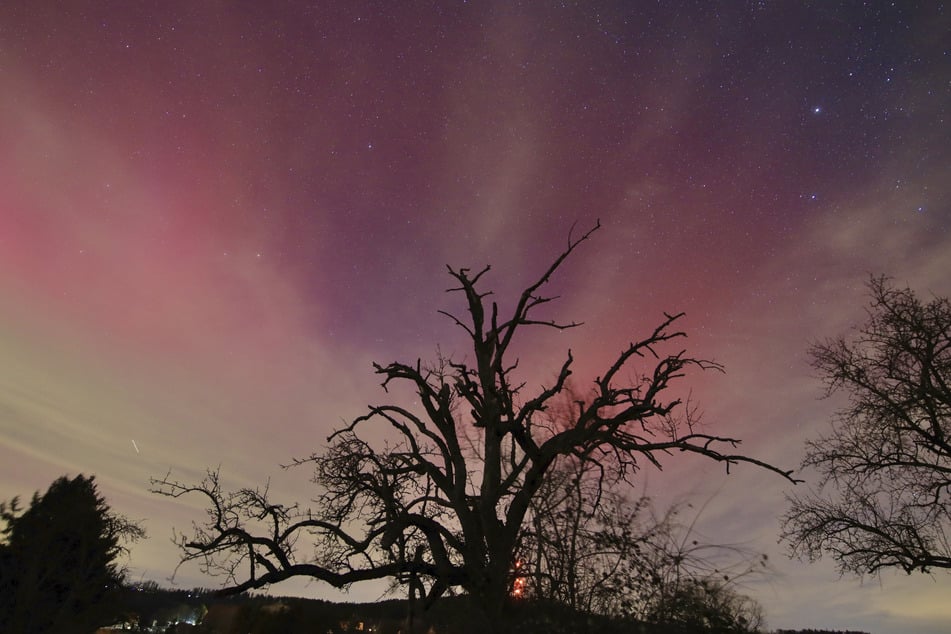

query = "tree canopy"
[[0, 474, 144, 634], [782, 277, 951, 575], [154, 221, 796, 631]]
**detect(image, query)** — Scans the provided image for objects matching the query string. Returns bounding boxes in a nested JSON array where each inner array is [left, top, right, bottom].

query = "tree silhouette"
[[0, 474, 144, 633], [783, 277, 951, 575], [644, 577, 765, 633], [154, 221, 796, 631], [523, 452, 769, 630]]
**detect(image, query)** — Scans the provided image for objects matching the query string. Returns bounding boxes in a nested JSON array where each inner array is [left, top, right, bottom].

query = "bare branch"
[[783, 276, 951, 575]]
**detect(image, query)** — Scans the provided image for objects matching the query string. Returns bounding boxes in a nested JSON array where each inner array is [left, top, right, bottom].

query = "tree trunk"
[[477, 581, 512, 634]]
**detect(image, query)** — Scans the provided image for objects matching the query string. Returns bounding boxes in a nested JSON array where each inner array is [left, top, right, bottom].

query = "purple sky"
[[1, 2, 949, 632]]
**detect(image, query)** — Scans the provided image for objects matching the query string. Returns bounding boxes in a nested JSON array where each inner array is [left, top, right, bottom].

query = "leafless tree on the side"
[[783, 276, 951, 575]]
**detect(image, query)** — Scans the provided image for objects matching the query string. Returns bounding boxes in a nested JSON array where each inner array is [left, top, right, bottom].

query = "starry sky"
[[1, 1, 949, 632]]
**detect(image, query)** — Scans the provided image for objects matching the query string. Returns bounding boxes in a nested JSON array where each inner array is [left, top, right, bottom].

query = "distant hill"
[[774, 630, 871, 634], [112, 586, 636, 634], [109, 583, 871, 634]]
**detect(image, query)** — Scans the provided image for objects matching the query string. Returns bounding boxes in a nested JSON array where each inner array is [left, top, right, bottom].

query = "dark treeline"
[[115, 583, 770, 634], [775, 630, 871, 634]]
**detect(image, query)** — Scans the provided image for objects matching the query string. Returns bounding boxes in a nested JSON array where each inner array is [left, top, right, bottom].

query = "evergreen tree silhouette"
[[0, 474, 143, 633]]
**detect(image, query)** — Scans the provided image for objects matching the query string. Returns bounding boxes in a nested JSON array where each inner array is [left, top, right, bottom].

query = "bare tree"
[[154, 221, 796, 631], [520, 451, 633, 613], [523, 452, 770, 629], [645, 577, 766, 633], [783, 276, 951, 575]]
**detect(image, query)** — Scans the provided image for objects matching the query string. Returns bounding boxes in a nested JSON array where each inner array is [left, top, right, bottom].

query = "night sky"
[[1, 2, 949, 632]]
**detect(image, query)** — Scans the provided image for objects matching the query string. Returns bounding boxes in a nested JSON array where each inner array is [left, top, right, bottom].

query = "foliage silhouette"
[[783, 277, 951, 575], [522, 451, 768, 630], [0, 474, 144, 633], [154, 221, 796, 631]]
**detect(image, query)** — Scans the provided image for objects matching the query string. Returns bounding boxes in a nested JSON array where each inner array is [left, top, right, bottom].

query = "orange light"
[[511, 560, 526, 598]]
